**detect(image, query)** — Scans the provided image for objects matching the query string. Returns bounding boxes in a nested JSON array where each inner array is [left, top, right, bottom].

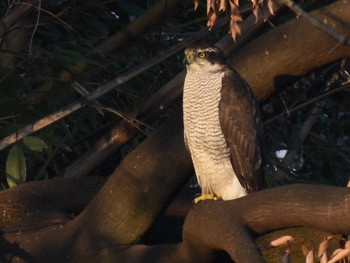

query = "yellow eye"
[[198, 52, 206, 59]]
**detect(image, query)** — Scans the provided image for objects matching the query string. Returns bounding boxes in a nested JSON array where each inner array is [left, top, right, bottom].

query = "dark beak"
[[183, 56, 189, 65], [183, 55, 191, 65]]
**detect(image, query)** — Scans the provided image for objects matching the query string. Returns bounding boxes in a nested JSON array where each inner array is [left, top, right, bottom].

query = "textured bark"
[[0, 0, 39, 68], [1, 1, 350, 262], [65, 0, 350, 178], [0, 176, 105, 232], [0, 0, 65, 69], [1, 175, 350, 263], [93, 0, 185, 55], [228, 0, 350, 100]]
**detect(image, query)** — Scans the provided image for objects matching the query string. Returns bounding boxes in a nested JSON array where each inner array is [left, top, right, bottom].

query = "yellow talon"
[[194, 194, 220, 204]]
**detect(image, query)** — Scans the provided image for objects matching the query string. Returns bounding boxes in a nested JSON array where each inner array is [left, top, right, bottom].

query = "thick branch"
[[0, 176, 105, 232], [229, 0, 350, 100], [2, 184, 350, 263], [278, 0, 350, 47], [93, 0, 184, 55], [181, 184, 350, 263], [0, 112, 349, 263]]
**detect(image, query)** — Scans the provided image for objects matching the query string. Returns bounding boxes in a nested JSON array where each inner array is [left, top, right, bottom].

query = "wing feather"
[[219, 67, 263, 192]]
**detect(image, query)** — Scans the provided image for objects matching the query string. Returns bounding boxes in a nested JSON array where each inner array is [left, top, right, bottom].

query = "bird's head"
[[183, 44, 226, 71]]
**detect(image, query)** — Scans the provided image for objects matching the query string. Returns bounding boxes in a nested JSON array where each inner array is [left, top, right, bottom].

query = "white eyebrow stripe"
[[197, 47, 220, 53], [185, 46, 222, 54]]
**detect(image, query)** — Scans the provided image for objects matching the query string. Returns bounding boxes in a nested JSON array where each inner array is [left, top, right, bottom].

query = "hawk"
[[183, 44, 263, 202]]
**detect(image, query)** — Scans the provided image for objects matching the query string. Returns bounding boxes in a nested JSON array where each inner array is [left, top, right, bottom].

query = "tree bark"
[[1, 1, 350, 262], [228, 0, 350, 100], [0, 0, 39, 68], [62, 0, 350, 178], [0, 109, 193, 262], [0, 0, 66, 69], [0, 176, 105, 232], [1, 178, 350, 263]]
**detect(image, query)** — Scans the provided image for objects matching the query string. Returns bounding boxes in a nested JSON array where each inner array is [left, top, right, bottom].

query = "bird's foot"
[[193, 194, 219, 204]]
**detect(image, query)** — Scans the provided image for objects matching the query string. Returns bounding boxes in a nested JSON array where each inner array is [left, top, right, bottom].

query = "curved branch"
[[229, 0, 350, 100], [278, 0, 350, 47], [1, 184, 349, 263], [181, 184, 350, 263], [0, 114, 348, 262]]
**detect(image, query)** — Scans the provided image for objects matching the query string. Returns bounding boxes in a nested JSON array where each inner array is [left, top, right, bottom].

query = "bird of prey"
[[183, 43, 263, 202]]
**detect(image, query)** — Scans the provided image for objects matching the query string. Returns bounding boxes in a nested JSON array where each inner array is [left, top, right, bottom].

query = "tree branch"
[[229, 0, 350, 100], [1, 183, 350, 263], [278, 0, 350, 49], [264, 83, 350, 125], [0, 26, 212, 152], [62, 6, 275, 178]]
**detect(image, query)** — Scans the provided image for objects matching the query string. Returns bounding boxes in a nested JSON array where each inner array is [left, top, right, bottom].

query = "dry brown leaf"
[[207, 10, 217, 29], [318, 235, 333, 258], [194, 0, 199, 11], [345, 240, 350, 249], [301, 244, 309, 256], [302, 244, 314, 257], [331, 248, 343, 258], [270, 235, 295, 247], [228, 0, 242, 40], [320, 252, 327, 263], [305, 250, 314, 263], [252, 5, 259, 22], [251, 0, 260, 22], [267, 0, 276, 15], [198, 0, 276, 41], [328, 249, 350, 263], [207, 0, 215, 14], [219, 0, 227, 12]]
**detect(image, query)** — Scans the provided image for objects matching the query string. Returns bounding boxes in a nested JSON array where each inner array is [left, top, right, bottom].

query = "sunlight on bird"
[[183, 43, 263, 202]]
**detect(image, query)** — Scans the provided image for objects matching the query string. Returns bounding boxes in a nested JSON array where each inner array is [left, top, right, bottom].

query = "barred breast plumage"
[[183, 44, 263, 201]]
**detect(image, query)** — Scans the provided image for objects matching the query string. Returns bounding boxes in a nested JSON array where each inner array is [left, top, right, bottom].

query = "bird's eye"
[[198, 52, 206, 59]]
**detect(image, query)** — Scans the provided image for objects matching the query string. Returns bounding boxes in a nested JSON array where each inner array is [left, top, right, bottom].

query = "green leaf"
[[23, 136, 49, 152], [6, 145, 26, 188]]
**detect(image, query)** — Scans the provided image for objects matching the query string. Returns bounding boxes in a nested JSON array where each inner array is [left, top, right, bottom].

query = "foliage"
[[0, 0, 205, 186], [0, 0, 349, 191], [195, 0, 276, 39]]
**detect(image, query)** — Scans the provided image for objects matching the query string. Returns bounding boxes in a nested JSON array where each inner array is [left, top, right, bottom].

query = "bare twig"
[[0, 114, 21, 122], [278, 0, 350, 49], [0, 19, 228, 152], [28, 0, 41, 53], [93, 105, 152, 133], [264, 83, 350, 125]]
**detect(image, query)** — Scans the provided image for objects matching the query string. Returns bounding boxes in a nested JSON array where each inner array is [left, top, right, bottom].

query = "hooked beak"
[[183, 53, 193, 65], [183, 56, 189, 65]]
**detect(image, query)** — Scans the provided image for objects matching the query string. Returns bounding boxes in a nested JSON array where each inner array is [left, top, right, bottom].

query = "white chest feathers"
[[183, 70, 247, 200]]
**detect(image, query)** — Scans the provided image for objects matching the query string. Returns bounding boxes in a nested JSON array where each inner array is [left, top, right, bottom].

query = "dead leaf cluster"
[[193, 0, 275, 39], [268, 235, 350, 262]]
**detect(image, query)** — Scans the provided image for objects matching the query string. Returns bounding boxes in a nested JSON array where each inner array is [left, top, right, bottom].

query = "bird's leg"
[[194, 194, 220, 204]]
